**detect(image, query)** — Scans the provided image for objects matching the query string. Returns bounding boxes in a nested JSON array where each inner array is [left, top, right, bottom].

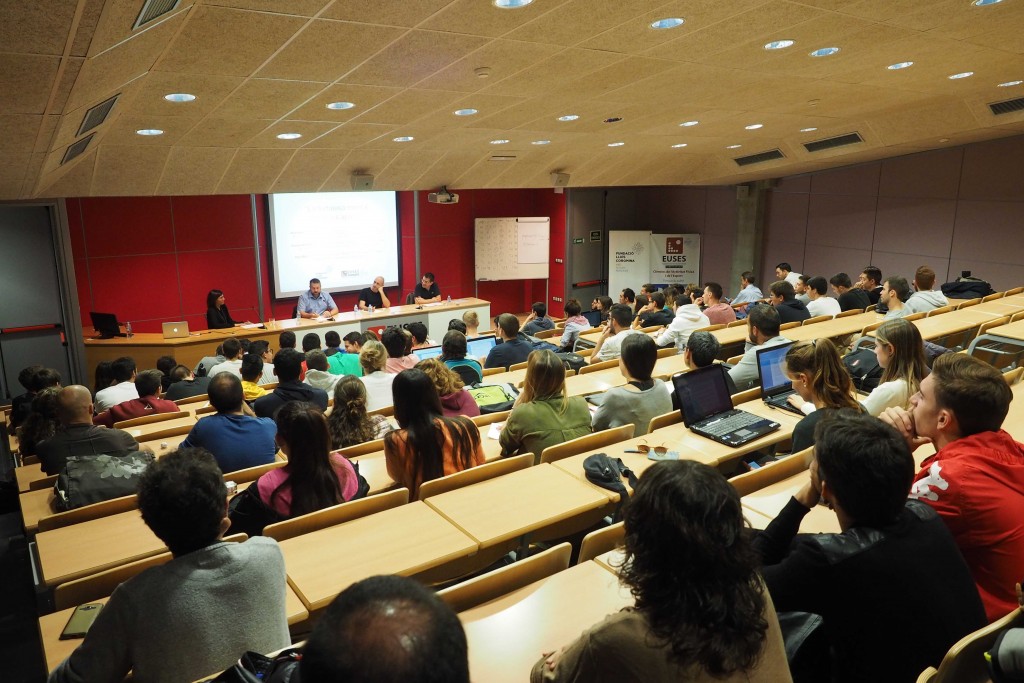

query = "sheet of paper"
[[487, 422, 505, 440]]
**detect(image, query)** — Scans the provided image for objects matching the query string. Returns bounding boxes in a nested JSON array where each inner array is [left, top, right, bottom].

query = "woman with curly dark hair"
[[17, 386, 61, 458], [532, 460, 791, 682]]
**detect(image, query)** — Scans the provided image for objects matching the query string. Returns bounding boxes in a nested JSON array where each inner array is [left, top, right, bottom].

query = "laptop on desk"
[[671, 364, 780, 447], [162, 321, 189, 339], [755, 342, 804, 416]]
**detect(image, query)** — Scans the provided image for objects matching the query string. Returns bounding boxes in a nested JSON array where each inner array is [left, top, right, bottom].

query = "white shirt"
[[594, 328, 644, 362], [207, 358, 243, 379], [785, 271, 802, 287], [360, 371, 396, 412], [860, 379, 909, 416], [94, 381, 139, 413], [806, 296, 841, 318], [655, 305, 710, 354], [258, 363, 275, 385]]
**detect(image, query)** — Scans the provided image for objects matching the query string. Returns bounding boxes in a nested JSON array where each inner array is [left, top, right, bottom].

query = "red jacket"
[[93, 396, 180, 428], [910, 429, 1024, 621]]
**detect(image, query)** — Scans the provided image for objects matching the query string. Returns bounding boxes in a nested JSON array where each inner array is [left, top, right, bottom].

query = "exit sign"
[[572, 237, 584, 244]]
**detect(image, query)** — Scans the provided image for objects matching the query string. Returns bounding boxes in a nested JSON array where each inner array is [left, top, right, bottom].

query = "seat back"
[[701, 323, 726, 332], [923, 607, 1024, 683], [139, 424, 193, 442], [1003, 367, 1023, 386], [174, 393, 209, 406], [195, 404, 217, 416], [508, 360, 529, 372], [470, 410, 512, 427], [367, 404, 394, 418], [533, 328, 560, 340], [577, 522, 624, 565], [861, 320, 884, 335], [37, 494, 139, 533], [956, 298, 981, 309], [729, 446, 813, 497], [113, 411, 189, 430], [481, 367, 503, 377], [727, 319, 747, 327], [579, 359, 618, 374], [976, 315, 1012, 339], [927, 305, 954, 317], [540, 424, 635, 465], [418, 453, 533, 500], [647, 410, 681, 433], [802, 315, 832, 325], [904, 312, 927, 321], [335, 438, 385, 458], [779, 321, 801, 331], [437, 542, 572, 613], [655, 346, 675, 358], [1004, 286, 1024, 296], [263, 488, 409, 542], [835, 309, 866, 319], [982, 292, 1005, 302], [224, 460, 287, 484], [730, 386, 762, 407], [726, 353, 744, 365], [451, 364, 481, 386]]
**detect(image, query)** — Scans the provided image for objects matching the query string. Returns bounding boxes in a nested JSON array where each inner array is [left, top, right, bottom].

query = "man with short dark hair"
[[343, 331, 364, 354], [858, 266, 883, 305], [521, 302, 555, 336], [684, 331, 737, 394], [881, 353, 1024, 621], [49, 449, 290, 683], [253, 348, 329, 418], [194, 344, 227, 378], [302, 332, 321, 353], [830, 272, 871, 312], [180, 373, 277, 472], [592, 334, 672, 438], [165, 365, 211, 401], [880, 276, 912, 319], [590, 304, 642, 364], [300, 575, 469, 683], [93, 370, 179, 427], [324, 330, 342, 357], [304, 350, 341, 393], [768, 280, 811, 324], [484, 313, 534, 369], [329, 334, 363, 377], [240, 354, 267, 401], [904, 265, 949, 314], [208, 338, 244, 378], [618, 288, 636, 307], [279, 330, 296, 349], [634, 291, 675, 328], [698, 282, 736, 325], [805, 276, 841, 318], [298, 277, 339, 319], [731, 271, 764, 319], [37, 386, 142, 475], [775, 262, 802, 287], [728, 304, 792, 391], [249, 339, 277, 385], [413, 272, 441, 304], [95, 357, 138, 412], [794, 274, 812, 306]]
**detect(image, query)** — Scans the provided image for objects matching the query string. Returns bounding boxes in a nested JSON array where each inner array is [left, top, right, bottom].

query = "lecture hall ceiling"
[[2, 0, 1024, 198]]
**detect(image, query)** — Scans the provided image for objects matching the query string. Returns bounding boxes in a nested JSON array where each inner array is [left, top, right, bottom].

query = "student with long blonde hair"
[[862, 318, 928, 416], [499, 350, 591, 458], [784, 339, 862, 452]]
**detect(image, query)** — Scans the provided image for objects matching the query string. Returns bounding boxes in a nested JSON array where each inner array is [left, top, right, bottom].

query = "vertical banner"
[[650, 234, 700, 287], [608, 231, 651, 302]]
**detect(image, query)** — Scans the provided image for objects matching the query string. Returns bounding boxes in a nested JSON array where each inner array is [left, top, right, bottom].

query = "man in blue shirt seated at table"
[[297, 278, 339, 319], [484, 314, 535, 370], [179, 373, 277, 474]]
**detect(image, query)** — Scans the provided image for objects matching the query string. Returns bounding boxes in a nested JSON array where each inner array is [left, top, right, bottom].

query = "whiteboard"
[[475, 217, 550, 281]]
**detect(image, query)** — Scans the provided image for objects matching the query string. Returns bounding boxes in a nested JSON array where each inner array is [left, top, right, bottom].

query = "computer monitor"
[[89, 312, 124, 339]]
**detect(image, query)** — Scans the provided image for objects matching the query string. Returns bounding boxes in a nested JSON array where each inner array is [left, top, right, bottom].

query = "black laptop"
[[755, 342, 804, 416], [671, 365, 780, 447]]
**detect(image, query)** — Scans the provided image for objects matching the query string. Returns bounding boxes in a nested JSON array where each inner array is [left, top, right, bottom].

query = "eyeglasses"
[[625, 442, 668, 456]]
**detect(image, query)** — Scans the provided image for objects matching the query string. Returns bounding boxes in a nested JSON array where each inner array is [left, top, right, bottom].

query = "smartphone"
[[60, 603, 103, 640]]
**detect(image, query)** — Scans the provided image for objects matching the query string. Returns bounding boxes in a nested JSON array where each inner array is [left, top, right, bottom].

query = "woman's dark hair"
[[621, 460, 768, 676], [271, 402, 347, 517], [447, 319, 467, 334], [18, 387, 61, 456], [206, 289, 224, 309], [441, 330, 468, 360], [386, 369, 480, 487], [597, 295, 613, 312], [620, 333, 657, 381], [93, 360, 113, 396], [564, 298, 582, 317], [382, 326, 411, 358], [328, 376, 378, 449]]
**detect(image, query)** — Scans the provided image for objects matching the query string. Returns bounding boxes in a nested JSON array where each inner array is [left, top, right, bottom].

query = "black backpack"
[[843, 348, 883, 392], [555, 352, 588, 373], [583, 454, 638, 519]]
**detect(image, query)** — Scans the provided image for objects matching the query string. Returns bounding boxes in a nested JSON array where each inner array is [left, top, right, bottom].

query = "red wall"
[[68, 190, 566, 333]]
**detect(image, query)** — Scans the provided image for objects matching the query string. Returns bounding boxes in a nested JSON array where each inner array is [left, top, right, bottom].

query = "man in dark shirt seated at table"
[[484, 314, 535, 370], [753, 412, 986, 683], [165, 365, 211, 401], [768, 280, 811, 324], [93, 370, 179, 427], [37, 385, 142, 475], [413, 272, 441, 304], [358, 275, 392, 311], [521, 302, 555, 336], [830, 272, 872, 311], [180, 373, 277, 474], [254, 348, 329, 418]]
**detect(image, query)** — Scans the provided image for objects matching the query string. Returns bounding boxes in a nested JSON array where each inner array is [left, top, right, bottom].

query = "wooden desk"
[[423, 464, 611, 548], [136, 432, 188, 454], [16, 462, 46, 492], [740, 472, 840, 534], [982, 320, 1024, 342], [280, 501, 478, 612], [460, 560, 632, 683], [20, 488, 56, 534], [973, 295, 1024, 315], [124, 415, 196, 440], [899, 308, 1000, 342], [593, 548, 626, 574]]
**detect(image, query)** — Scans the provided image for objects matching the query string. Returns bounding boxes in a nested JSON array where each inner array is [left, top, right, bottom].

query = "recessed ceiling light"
[[679, 120, 699, 127], [745, 123, 763, 130], [531, 140, 551, 145], [393, 136, 414, 142], [326, 101, 355, 110], [809, 47, 840, 57], [800, 127, 818, 132], [135, 129, 163, 136], [949, 71, 974, 79], [726, 144, 741, 149], [764, 40, 794, 50], [671, 143, 688, 148], [608, 142, 625, 147], [490, 139, 510, 145], [973, 0, 1003, 6], [650, 17, 684, 29], [453, 108, 478, 116], [887, 61, 914, 70], [493, 0, 533, 7], [603, 117, 623, 123], [998, 80, 1023, 87], [276, 133, 302, 140], [163, 93, 195, 102], [557, 114, 579, 122]]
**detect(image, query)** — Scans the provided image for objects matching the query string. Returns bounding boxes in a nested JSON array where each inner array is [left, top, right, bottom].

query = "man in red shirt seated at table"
[[93, 369, 179, 427]]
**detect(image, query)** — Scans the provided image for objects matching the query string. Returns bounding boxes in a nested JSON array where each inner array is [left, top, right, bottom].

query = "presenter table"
[[83, 298, 491, 370]]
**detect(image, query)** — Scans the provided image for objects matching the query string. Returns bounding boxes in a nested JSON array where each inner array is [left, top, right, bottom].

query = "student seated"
[[697, 282, 736, 325], [782, 339, 863, 452], [48, 448, 290, 683], [383, 369, 485, 498], [484, 313, 534, 370], [382, 326, 418, 374], [903, 265, 949, 314], [634, 291, 675, 328], [417, 358, 480, 418], [357, 340, 395, 413], [499, 350, 591, 458], [880, 276, 912, 319], [753, 412, 986, 683], [37, 386, 141, 475], [327, 376, 393, 449], [240, 354, 267, 401], [303, 350, 342, 394], [533, 460, 791, 682], [522, 301, 555, 336], [407, 321, 434, 350], [728, 305, 792, 391], [654, 294, 710, 353], [156, 356, 176, 392], [557, 299, 592, 351], [254, 348, 329, 419], [440, 330, 483, 385], [592, 334, 672, 438], [768, 280, 810, 324], [94, 356, 139, 412], [804, 276, 841, 318], [93, 370, 179, 427], [861, 318, 927, 416], [16, 387, 60, 458], [11, 364, 46, 430], [323, 330, 342, 357], [462, 310, 480, 337], [830, 272, 872, 312], [164, 364, 211, 401], [590, 304, 643, 364]]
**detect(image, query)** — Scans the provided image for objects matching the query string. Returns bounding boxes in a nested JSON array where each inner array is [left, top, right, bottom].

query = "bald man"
[[36, 385, 143, 475]]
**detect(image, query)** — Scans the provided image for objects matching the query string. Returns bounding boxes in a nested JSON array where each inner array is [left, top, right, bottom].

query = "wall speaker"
[[551, 172, 570, 187]]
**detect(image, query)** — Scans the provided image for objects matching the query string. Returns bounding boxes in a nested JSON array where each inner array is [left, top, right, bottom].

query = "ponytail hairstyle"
[[328, 376, 377, 449], [272, 402, 346, 517], [875, 318, 928, 399], [784, 339, 860, 411]]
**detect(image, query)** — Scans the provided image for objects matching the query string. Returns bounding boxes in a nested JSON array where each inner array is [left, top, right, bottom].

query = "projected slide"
[[268, 192, 400, 299]]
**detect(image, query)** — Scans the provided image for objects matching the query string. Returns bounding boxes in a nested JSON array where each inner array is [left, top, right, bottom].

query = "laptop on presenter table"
[[671, 364, 780, 447], [162, 321, 190, 339], [755, 342, 804, 416]]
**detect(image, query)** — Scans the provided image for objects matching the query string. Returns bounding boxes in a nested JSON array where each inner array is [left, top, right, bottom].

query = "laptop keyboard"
[[700, 411, 764, 436]]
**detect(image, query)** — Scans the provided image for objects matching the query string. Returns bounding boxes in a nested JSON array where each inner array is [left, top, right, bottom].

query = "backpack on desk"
[[54, 451, 154, 511], [842, 348, 882, 393]]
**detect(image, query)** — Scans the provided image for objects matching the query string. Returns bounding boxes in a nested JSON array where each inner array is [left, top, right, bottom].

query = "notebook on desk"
[[161, 321, 189, 339], [671, 365, 780, 447], [755, 342, 804, 415]]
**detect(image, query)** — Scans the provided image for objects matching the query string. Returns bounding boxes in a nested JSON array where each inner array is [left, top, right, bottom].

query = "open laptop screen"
[[756, 342, 795, 396], [672, 365, 734, 426], [466, 335, 496, 357], [412, 345, 444, 361]]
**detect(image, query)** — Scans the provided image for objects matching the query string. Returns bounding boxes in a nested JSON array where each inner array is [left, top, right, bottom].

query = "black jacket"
[[774, 299, 810, 324], [253, 381, 328, 419], [206, 305, 236, 329]]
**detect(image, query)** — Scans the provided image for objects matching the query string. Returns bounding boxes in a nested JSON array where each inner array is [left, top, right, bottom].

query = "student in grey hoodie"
[[655, 294, 711, 353], [303, 350, 342, 394], [904, 265, 949, 314]]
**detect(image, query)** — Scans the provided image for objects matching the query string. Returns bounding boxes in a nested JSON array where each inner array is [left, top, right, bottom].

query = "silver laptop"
[[671, 365, 780, 447], [755, 342, 804, 416], [162, 321, 189, 339]]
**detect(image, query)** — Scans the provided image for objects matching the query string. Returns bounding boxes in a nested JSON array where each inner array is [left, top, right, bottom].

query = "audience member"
[[16, 387, 61, 458], [880, 276, 912, 319], [904, 265, 949, 314], [595, 295, 614, 324], [655, 294, 710, 353], [165, 364, 211, 401], [181, 374, 277, 473], [522, 301, 555, 336], [279, 330, 297, 350], [462, 310, 480, 337], [534, 460, 790, 682], [304, 350, 341, 394], [634, 291, 675, 327], [254, 348, 329, 418], [343, 331, 364, 354], [775, 262, 802, 287], [205, 289, 237, 329], [357, 340, 395, 413], [639, 283, 656, 296], [557, 299, 592, 351], [407, 321, 433, 349], [382, 326, 418, 373], [485, 313, 535, 369], [684, 331, 737, 394], [729, 305, 792, 391], [208, 338, 244, 378], [862, 318, 927, 416], [794, 275, 811, 305], [48, 448, 290, 683], [441, 330, 483, 385], [782, 340, 862, 452], [93, 370, 179, 427], [768, 280, 810, 324], [417, 358, 480, 418], [592, 334, 672, 438], [804, 276, 841, 318], [327, 339, 362, 377], [413, 272, 441, 304], [94, 357, 139, 412], [324, 330, 342, 357], [384, 369, 484, 498], [753, 412, 986, 683], [447, 318, 468, 335], [239, 354, 267, 401], [93, 360, 113, 397], [590, 304, 642, 364], [11, 366, 60, 429], [38, 386, 141, 475], [249, 340, 277, 384], [632, 293, 649, 318], [301, 333, 321, 355], [830, 272, 871, 312], [731, 271, 764, 318], [857, 266, 883, 304], [193, 344, 226, 378], [698, 282, 736, 325], [156, 355, 177, 392], [882, 353, 1024, 621], [301, 574, 469, 683], [328, 376, 393, 449], [500, 350, 591, 459], [619, 288, 636, 307]]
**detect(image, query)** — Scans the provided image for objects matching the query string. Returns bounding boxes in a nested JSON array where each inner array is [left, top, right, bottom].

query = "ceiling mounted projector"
[[427, 186, 459, 204]]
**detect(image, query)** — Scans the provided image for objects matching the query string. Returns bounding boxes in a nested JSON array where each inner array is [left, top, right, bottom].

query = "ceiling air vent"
[[734, 149, 784, 166], [62, 133, 95, 165], [77, 94, 120, 136], [804, 132, 863, 153], [134, 0, 180, 29], [989, 97, 1024, 116]]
